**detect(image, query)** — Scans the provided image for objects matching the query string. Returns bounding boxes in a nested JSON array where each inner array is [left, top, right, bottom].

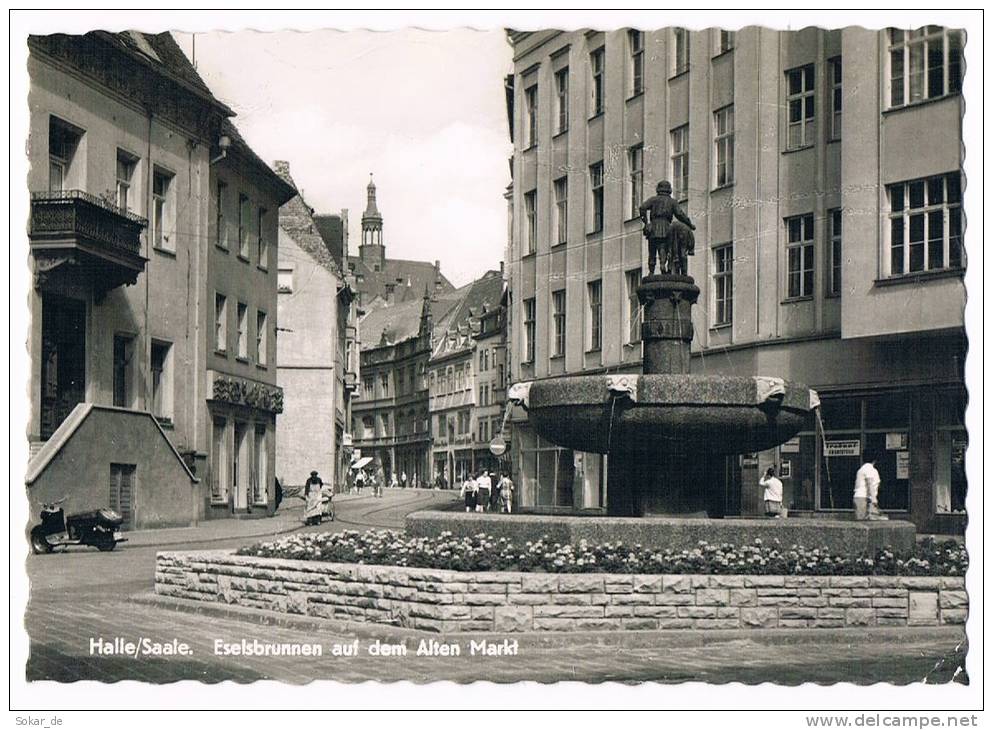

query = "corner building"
[[505, 26, 966, 533]]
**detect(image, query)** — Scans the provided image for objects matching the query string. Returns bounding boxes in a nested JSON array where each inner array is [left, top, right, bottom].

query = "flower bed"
[[236, 531, 967, 577]]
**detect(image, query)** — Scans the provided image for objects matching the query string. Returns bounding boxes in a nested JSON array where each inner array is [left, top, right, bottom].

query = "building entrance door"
[[40, 294, 86, 439], [110, 463, 136, 530], [233, 423, 249, 509]]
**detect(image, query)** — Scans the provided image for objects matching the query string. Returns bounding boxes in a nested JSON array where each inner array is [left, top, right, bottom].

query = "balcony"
[[30, 190, 148, 299]]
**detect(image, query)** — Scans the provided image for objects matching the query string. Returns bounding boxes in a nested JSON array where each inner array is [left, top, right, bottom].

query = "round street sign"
[[489, 436, 507, 456]]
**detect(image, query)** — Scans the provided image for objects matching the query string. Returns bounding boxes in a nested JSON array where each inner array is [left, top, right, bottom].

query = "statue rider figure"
[[639, 180, 697, 276]]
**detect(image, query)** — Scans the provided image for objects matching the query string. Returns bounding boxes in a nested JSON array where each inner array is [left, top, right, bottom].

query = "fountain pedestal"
[[638, 274, 699, 376]]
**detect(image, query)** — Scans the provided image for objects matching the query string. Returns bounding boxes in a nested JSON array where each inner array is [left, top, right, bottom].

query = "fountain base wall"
[[405, 511, 917, 556]]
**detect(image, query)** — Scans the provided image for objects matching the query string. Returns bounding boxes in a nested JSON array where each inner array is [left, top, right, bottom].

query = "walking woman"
[[460, 474, 478, 513]]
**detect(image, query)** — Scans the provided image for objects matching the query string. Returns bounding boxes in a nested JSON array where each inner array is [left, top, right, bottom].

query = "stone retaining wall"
[[156, 551, 967, 634]]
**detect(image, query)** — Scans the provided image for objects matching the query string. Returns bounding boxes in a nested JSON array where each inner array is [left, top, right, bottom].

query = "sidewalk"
[[122, 503, 308, 548]]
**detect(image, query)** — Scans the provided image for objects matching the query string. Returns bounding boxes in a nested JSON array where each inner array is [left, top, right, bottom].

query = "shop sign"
[[823, 439, 860, 457], [885, 432, 908, 450], [896, 451, 910, 480], [741, 454, 759, 468], [779, 460, 792, 479], [780, 437, 800, 454]]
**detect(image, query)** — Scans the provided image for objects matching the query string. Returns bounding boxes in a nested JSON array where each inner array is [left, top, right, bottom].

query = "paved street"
[[23, 489, 967, 685]]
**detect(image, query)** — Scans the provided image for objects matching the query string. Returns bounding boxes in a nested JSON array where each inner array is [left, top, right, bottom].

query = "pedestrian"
[[300, 470, 324, 526], [460, 474, 478, 513], [355, 469, 365, 494], [401, 471, 407, 489], [759, 466, 784, 518], [488, 471, 500, 511], [475, 470, 490, 512], [274, 476, 283, 513], [853, 454, 886, 521], [390, 472, 399, 490], [499, 471, 515, 514]]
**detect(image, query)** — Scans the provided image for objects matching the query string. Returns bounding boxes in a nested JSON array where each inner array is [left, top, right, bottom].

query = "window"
[[714, 106, 734, 187], [888, 27, 963, 107], [554, 177, 568, 245], [215, 180, 228, 249], [713, 244, 733, 325], [238, 194, 250, 258], [523, 298, 536, 363], [363, 376, 374, 399], [628, 144, 644, 219], [152, 169, 174, 251], [256, 310, 268, 365], [253, 426, 268, 505], [524, 190, 537, 254], [214, 293, 227, 353], [552, 289, 566, 357], [888, 173, 962, 275], [786, 65, 815, 150], [277, 264, 294, 293], [828, 209, 842, 295], [116, 150, 137, 211], [112, 334, 135, 408], [48, 117, 81, 192], [587, 280, 602, 351], [625, 268, 642, 344], [589, 162, 604, 233], [590, 47, 605, 116], [150, 341, 172, 420], [829, 57, 842, 140], [237, 303, 249, 359], [629, 30, 644, 95], [257, 207, 268, 268], [670, 126, 689, 202], [525, 85, 538, 149], [718, 30, 735, 54], [785, 214, 815, 298], [211, 418, 228, 502], [380, 373, 389, 397], [555, 68, 569, 134], [673, 28, 689, 75]]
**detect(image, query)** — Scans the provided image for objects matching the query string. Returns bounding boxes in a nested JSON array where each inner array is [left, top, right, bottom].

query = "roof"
[[275, 162, 343, 278], [430, 271, 505, 361], [359, 293, 461, 352], [93, 30, 234, 116], [223, 119, 297, 206], [314, 214, 345, 268], [349, 255, 456, 306]]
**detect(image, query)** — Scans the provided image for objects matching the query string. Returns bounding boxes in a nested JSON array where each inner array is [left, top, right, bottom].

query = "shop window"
[[819, 395, 861, 430], [864, 432, 910, 511], [934, 430, 967, 514], [864, 394, 910, 429]]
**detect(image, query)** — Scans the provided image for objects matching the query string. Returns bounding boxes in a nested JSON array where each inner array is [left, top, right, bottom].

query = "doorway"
[[110, 463, 136, 530], [233, 422, 249, 509], [40, 294, 86, 439]]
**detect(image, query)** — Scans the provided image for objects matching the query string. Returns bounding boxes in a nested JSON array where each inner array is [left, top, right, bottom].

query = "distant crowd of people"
[[459, 470, 515, 514]]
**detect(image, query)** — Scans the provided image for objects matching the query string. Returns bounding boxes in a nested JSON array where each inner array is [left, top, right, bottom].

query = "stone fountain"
[[407, 181, 915, 554]]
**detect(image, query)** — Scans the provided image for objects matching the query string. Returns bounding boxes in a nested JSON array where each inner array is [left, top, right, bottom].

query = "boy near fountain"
[[760, 466, 784, 518], [460, 475, 478, 512]]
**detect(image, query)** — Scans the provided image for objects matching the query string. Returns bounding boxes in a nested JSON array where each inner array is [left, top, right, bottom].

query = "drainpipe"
[[144, 109, 153, 411]]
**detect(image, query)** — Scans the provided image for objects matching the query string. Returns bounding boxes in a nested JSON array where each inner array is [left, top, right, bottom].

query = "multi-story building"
[[205, 123, 296, 519], [273, 161, 358, 491], [505, 26, 967, 533], [348, 176, 456, 310], [427, 271, 505, 486], [24, 31, 293, 527], [353, 293, 458, 487]]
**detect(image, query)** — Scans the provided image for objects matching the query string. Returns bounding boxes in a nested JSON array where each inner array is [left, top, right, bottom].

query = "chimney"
[[384, 281, 396, 306], [500, 260, 504, 275], [273, 160, 290, 176]]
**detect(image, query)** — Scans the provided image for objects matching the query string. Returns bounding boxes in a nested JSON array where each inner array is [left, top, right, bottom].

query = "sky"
[[173, 29, 513, 287]]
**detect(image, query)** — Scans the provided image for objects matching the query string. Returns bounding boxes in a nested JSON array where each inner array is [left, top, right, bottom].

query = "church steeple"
[[360, 173, 385, 271]]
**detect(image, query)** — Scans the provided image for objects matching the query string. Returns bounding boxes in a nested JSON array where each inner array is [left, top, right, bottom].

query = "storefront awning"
[[351, 456, 373, 470]]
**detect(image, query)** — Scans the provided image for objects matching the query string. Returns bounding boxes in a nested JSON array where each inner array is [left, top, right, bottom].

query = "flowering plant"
[[236, 532, 967, 576]]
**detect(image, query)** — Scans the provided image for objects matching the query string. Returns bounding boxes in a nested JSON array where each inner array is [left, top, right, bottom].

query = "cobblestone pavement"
[[22, 489, 968, 685]]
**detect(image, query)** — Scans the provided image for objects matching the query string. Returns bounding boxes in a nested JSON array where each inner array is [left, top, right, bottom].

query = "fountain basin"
[[523, 374, 817, 456]]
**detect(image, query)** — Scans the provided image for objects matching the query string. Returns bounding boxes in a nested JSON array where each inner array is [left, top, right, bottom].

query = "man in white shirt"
[[853, 455, 881, 520], [759, 466, 784, 517]]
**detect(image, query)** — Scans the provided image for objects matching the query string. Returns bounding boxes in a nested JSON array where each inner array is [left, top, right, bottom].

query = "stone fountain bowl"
[[523, 374, 818, 456]]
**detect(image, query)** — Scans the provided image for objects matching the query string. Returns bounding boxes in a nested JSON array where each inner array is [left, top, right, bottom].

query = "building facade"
[[25, 31, 292, 527], [353, 295, 446, 488], [505, 26, 966, 533], [273, 161, 358, 491], [205, 123, 295, 519], [427, 271, 506, 486]]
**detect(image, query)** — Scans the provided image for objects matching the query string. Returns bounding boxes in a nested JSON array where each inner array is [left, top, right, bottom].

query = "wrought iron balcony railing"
[[30, 189, 147, 257]]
